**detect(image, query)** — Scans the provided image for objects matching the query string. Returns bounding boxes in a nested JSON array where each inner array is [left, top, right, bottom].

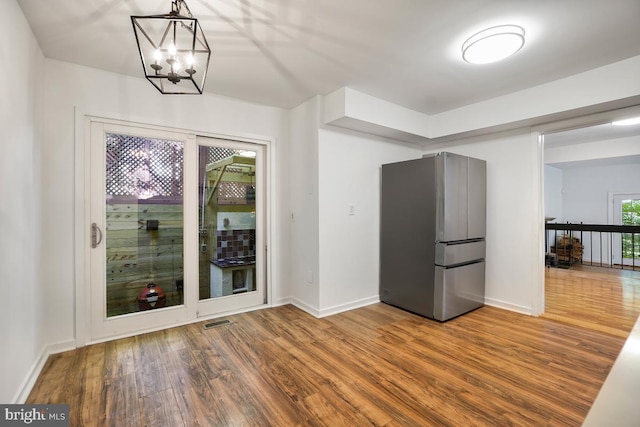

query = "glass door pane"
[[198, 145, 256, 299], [621, 199, 640, 263], [104, 132, 185, 317], [196, 137, 265, 316]]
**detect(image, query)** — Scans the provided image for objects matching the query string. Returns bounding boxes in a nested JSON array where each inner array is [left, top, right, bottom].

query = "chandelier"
[[131, 0, 211, 94]]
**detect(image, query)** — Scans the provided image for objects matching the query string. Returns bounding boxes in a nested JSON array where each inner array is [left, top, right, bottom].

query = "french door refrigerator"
[[380, 152, 486, 321]]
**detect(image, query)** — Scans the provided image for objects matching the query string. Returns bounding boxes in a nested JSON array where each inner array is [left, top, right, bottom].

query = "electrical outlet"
[[307, 270, 313, 284], [349, 204, 356, 216]]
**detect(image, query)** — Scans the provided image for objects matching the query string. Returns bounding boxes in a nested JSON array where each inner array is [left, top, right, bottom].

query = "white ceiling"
[[544, 121, 640, 149], [543, 117, 640, 169], [16, 0, 640, 115]]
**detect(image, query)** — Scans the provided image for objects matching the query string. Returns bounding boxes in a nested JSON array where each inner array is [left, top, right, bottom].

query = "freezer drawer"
[[435, 240, 485, 267], [434, 261, 485, 321]]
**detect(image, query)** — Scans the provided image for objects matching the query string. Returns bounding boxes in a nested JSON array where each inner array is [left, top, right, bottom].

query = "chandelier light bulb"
[[462, 25, 525, 64], [150, 49, 164, 71], [185, 52, 197, 75], [168, 43, 177, 56], [186, 52, 195, 66]]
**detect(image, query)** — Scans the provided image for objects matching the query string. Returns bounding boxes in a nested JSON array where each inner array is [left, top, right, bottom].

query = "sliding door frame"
[[74, 109, 274, 346]]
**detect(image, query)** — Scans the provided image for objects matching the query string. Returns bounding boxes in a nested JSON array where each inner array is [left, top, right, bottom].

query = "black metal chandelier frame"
[[131, 0, 211, 94]]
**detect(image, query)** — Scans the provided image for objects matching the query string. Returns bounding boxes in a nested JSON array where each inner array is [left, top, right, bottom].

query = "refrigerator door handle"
[[435, 240, 485, 267], [437, 259, 484, 269]]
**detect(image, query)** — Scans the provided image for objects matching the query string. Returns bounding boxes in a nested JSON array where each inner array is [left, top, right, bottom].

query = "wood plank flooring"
[[28, 302, 625, 426], [544, 265, 640, 338]]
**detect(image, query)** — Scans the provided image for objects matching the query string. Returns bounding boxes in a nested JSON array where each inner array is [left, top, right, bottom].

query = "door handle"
[[91, 223, 103, 248]]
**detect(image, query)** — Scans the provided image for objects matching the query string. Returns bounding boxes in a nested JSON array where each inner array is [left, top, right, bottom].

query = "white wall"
[[544, 165, 564, 222], [426, 131, 543, 314], [544, 136, 640, 261], [0, 1, 45, 403], [287, 97, 321, 311], [8, 0, 640, 404], [40, 60, 289, 346], [288, 96, 425, 317], [317, 128, 423, 315], [563, 163, 640, 224], [542, 161, 640, 264]]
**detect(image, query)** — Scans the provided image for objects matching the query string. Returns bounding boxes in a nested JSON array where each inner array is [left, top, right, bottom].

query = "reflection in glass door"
[[88, 120, 268, 340], [104, 132, 185, 316], [89, 121, 191, 341], [196, 138, 265, 315]]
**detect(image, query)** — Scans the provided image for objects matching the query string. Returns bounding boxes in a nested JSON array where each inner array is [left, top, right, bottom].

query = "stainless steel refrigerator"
[[380, 152, 486, 321]]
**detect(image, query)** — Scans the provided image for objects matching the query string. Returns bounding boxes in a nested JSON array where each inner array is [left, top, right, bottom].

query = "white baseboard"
[[317, 296, 380, 318], [484, 298, 533, 316], [47, 339, 76, 355], [13, 339, 76, 404], [289, 295, 380, 319], [289, 298, 321, 317], [271, 296, 292, 307]]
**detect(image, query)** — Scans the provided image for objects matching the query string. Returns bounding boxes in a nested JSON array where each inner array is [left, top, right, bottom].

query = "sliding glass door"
[[87, 120, 267, 341], [195, 137, 266, 317]]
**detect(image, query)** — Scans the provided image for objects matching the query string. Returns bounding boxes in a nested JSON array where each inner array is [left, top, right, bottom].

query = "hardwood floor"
[[28, 302, 625, 426], [544, 265, 640, 338]]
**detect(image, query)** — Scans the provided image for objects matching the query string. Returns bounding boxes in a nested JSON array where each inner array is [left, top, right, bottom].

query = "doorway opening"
[[541, 115, 640, 336]]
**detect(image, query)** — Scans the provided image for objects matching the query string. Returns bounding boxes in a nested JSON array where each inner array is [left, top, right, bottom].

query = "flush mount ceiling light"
[[131, 0, 211, 94], [462, 25, 525, 64], [612, 117, 640, 126]]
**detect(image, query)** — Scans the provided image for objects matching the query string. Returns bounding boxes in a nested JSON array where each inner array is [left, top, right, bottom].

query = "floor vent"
[[203, 319, 232, 329]]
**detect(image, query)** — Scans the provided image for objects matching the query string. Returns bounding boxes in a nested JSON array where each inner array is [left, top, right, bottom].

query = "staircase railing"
[[545, 222, 640, 269]]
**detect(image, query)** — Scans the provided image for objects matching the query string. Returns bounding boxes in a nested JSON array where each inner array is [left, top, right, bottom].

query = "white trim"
[[608, 191, 640, 224], [12, 340, 76, 404], [484, 298, 533, 316], [271, 296, 292, 307], [74, 108, 89, 347], [13, 348, 48, 404], [74, 108, 277, 346], [290, 296, 380, 319], [85, 303, 271, 346], [73, 107, 273, 146], [532, 105, 640, 136], [289, 298, 321, 317], [532, 130, 546, 316], [317, 296, 380, 318], [193, 136, 268, 317]]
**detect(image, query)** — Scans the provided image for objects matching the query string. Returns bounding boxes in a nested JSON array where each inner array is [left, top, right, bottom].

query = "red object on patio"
[[137, 282, 166, 311]]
